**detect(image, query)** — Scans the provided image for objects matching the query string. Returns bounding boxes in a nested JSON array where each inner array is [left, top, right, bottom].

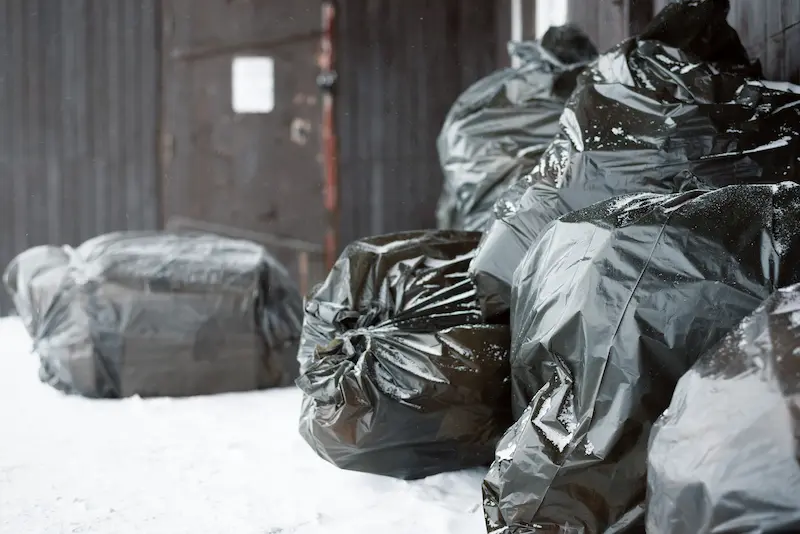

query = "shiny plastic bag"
[[4, 231, 303, 398], [646, 284, 800, 533], [483, 182, 800, 533], [296, 230, 512, 480], [469, 0, 800, 321], [436, 26, 598, 232]]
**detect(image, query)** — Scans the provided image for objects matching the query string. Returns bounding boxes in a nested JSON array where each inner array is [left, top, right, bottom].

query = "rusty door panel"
[[161, 0, 327, 291]]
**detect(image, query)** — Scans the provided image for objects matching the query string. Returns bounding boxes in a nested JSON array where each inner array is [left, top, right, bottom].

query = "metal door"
[[161, 0, 327, 293]]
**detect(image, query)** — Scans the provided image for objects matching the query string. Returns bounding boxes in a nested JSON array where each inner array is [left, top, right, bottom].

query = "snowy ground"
[[0, 318, 487, 534]]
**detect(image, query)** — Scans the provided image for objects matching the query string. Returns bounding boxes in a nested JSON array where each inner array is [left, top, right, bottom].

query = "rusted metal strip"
[[320, 1, 339, 269]]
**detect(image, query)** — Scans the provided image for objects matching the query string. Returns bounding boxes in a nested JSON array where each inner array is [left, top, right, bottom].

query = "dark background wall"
[[727, 0, 800, 83], [333, 0, 505, 247], [567, 0, 653, 52], [0, 0, 161, 312]]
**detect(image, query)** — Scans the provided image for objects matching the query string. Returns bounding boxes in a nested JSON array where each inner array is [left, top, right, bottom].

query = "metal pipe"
[[320, 1, 339, 269]]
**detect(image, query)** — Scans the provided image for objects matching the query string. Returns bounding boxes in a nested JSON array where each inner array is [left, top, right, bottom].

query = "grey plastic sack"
[[4, 231, 303, 398], [646, 283, 800, 534], [484, 182, 800, 533], [436, 26, 598, 233]]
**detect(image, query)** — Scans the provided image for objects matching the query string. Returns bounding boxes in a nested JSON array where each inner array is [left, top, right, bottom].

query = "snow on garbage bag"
[[436, 25, 598, 232], [3, 231, 303, 398], [296, 230, 512, 480], [482, 182, 800, 534], [646, 283, 800, 534], [468, 0, 800, 321]]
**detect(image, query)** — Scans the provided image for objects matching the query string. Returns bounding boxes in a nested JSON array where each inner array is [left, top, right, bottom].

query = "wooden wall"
[[728, 0, 800, 83]]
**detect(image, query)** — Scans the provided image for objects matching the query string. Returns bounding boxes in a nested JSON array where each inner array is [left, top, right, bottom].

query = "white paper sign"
[[232, 56, 275, 114]]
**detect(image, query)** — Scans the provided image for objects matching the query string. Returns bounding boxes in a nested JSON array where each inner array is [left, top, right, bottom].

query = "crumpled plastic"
[[296, 230, 512, 480], [646, 283, 800, 534], [3, 231, 303, 398], [469, 0, 800, 321], [483, 182, 800, 533], [436, 25, 598, 233]]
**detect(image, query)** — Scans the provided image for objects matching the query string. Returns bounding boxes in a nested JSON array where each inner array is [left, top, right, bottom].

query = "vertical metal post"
[[320, 1, 338, 269]]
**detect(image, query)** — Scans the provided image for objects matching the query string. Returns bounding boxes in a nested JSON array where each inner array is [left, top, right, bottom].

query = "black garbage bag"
[[3, 231, 303, 398], [646, 284, 800, 534], [469, 0, 800, 321], [483, 182, 800, 533], [436, 26, 598, 233], [296, 230, 512, 480]]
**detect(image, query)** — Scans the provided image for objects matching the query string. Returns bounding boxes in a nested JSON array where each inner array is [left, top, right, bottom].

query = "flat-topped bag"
[[4, 231, 303, 398]]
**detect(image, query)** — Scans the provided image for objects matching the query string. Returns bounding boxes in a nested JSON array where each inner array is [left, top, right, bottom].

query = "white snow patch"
[[703, 136, 793, 160], [495, 440, 517, 462], [532, 393, 577, 453], [607, 192, 658, 212], [746, 80, 800, 94], [0, 318, 486, 534]]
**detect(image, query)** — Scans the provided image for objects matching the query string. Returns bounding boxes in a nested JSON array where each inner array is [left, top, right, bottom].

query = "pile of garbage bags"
[[296, 230, 512, 479], [436, 25, 598, 233], [403, 0, 800, 530], [470, 0, 800, 319], [3, 0, 800, 531], [4, 231, 303, 398], [483, 182, 800, 532], [646, 283, 800, 534], [288, 3, 800, 531]]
